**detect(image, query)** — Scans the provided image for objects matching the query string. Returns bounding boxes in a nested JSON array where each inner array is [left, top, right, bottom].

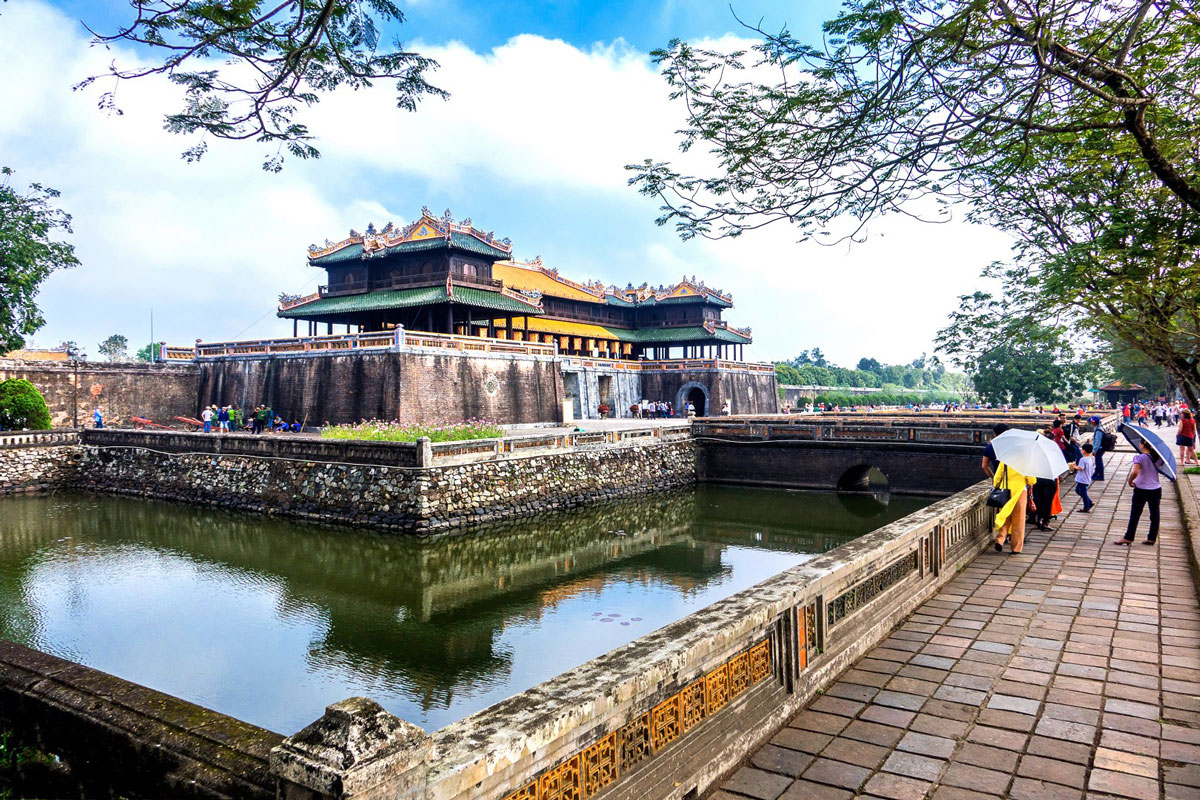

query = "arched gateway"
[[676, 382, 710, 417]]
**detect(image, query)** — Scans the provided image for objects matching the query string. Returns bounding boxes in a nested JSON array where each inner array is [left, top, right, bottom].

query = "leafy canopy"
[[98, 334, 129, 362], [629, 1, 1200, 241], [0, 168, 79, 354], [0, 378, 52, 431], [77, 1, 447, 171]]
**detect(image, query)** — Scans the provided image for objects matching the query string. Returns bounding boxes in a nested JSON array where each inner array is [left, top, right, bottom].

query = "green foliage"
[[77, 1, 447, 171], [0, 727, 56, 800], [936, 294, 1100, 404], [321, 419, 503, 442], [631, 1, 1200, 406], [0, 379, 52, 430], [0, 168, 79, 353], [135, 342, 163, 362], [97, 334, 128, 362], [776, 352, 966, 395], [630, 2, 1200, 239]]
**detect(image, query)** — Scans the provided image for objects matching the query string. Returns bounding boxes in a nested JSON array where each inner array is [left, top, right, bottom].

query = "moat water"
[[0, 488, 929, 734]]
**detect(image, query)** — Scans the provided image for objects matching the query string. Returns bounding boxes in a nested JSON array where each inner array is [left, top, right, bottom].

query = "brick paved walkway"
[[714, 453, 1200, 800]]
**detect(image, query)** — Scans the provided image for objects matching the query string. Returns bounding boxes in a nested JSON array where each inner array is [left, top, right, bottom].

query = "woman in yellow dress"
[[993, 461, 1036, 554]]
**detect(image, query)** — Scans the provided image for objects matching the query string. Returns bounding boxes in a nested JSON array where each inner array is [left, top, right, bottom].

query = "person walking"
[[980, 423, 1009, 478], [993, 461, 1036, 554], [1117, 439, 1164, 546], [1090, 416, 1106, 481], [1177, 410, 1196, 466], [93, 407, 104, 429], [1069, 443, 1096, 512]]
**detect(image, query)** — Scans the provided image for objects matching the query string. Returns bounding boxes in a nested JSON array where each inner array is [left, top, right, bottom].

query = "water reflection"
[[0, 487, 928, 733]]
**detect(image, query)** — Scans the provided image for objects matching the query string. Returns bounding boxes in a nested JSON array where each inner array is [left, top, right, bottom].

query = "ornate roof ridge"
[[498, 257, 607, 299], [308, 210, 512, 262]]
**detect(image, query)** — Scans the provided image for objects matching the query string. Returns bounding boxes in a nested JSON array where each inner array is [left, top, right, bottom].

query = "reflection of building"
[[278, 210, 752, 360]]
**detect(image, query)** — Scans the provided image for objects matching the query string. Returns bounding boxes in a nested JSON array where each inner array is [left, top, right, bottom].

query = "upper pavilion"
[[278, 209, 753, 360]]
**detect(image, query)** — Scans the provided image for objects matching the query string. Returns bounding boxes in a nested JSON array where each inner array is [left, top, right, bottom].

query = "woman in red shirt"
[[1178, 410, 1196, 466]]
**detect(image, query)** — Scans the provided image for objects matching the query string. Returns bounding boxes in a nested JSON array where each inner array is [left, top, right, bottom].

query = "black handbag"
[[987, 465, 1012, 509]]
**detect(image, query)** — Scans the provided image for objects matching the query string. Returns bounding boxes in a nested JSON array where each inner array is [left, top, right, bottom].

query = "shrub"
[[0, 379, 51, 430]]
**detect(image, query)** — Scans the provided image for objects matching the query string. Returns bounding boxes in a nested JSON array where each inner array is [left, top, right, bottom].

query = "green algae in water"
[[0, 487, 928, 734]]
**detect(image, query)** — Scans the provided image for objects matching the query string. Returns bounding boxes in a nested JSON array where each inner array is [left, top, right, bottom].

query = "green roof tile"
[[278, 285, 543, 319], [310, 242, 365, 266], [606, 325, 751, 344]]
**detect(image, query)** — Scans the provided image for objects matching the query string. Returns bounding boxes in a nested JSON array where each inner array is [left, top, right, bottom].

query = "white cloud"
[[1, 0, 1011, 367]]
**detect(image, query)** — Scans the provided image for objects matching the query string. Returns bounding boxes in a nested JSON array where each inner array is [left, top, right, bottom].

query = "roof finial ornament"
[[461, 217, 472, 228], [349, 229, 361, 238], [420, 205, 433, 219], [366, 222, 377, 236], [442, 208, 454, 224]]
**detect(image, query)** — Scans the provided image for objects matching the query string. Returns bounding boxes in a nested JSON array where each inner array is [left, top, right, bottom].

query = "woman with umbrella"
[[1117, 424, 1176, 546], [989, 429, 1070, 553]]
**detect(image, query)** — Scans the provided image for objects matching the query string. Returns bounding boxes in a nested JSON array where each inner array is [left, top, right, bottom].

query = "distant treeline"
[[775, 350, 970, 407]]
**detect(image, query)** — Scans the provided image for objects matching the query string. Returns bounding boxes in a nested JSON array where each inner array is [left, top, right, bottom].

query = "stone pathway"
[[713, 453, 1200, 800]]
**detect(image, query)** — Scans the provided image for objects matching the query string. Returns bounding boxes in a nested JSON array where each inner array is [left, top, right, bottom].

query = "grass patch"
[[1184, 466, 1200, 475], [321, 419, 504, 443]]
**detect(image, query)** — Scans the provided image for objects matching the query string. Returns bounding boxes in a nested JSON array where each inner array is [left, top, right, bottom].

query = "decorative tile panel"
[[504, 636, 776, 800], [581, 732, 618, 798], [651, 694, 681, 751], [539, 754, 581, 800], [503, 781, 538, 800], [617, 713, 652, 773], [680, 678, 706, 733], [728, 651, 751, 699], [749, 639, 770, 684], [827, 551, 919, 629], [797, 607, 808, 671], [705, 663, 730, 715]]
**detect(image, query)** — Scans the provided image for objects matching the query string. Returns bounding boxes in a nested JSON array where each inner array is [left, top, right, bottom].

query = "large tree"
[[629, 1, 1200, 399], [629, 0, 1198, 239], [77, 1, 446, 171], [0, 168, 79, 354]]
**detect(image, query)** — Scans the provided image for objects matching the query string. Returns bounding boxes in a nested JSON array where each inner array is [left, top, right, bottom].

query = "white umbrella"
[[989, 429, 1069, 479]]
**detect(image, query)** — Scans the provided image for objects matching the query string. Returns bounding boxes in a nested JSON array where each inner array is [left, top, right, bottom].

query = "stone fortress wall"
[[2, 348, 779, 428], [0, 358, 200, 428]]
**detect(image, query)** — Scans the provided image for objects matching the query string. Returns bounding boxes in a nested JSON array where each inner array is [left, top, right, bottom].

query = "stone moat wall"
[[0, 430, 697, 533], [0, 427, 997, 800]]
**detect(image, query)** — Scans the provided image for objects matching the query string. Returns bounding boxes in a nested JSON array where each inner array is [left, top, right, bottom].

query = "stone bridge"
[[693, 414, 1116, 495]]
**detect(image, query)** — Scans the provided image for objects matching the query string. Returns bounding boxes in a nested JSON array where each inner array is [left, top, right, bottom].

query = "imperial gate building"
[[278, 210, 753, 362], [154, 210, 777, 422]]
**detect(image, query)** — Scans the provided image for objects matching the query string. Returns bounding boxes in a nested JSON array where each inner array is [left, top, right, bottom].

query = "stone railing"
[[0, 640, 282, 800], [694, 413, 1121, 446], [78, 425, 692, 469], [166, 330, 559, 361], [82, 428, 423, 468], [268, 482, 995, 800], [0, 429, 80, 448], [561, 356, 775, 373]]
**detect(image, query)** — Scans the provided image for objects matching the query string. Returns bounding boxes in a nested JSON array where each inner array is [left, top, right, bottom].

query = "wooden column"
[[292, 320, 297, 337]]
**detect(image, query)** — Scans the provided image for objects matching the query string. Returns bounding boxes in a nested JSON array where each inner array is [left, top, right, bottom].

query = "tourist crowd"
[[199, 405, 303, 434], [984, 402, 1195, 555]]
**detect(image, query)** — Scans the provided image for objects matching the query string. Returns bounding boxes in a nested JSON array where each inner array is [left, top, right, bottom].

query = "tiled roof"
[[310, 242, 365, 266], [278, 286, 544, 318]]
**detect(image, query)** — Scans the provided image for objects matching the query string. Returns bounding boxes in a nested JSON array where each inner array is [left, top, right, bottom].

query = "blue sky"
[[3, 0, 1011, 366]]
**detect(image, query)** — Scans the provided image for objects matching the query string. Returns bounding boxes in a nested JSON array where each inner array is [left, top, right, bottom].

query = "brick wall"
[[196, 350, 565, 426], [0, 358, 200, 428]]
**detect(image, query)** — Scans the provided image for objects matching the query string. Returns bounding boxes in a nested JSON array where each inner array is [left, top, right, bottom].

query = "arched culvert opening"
[[836, 464, 890, 494], [687, 387, 708, 417]]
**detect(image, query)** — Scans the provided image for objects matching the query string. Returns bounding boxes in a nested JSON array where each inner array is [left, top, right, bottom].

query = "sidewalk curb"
[[1172, 473, 1200, 587]]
